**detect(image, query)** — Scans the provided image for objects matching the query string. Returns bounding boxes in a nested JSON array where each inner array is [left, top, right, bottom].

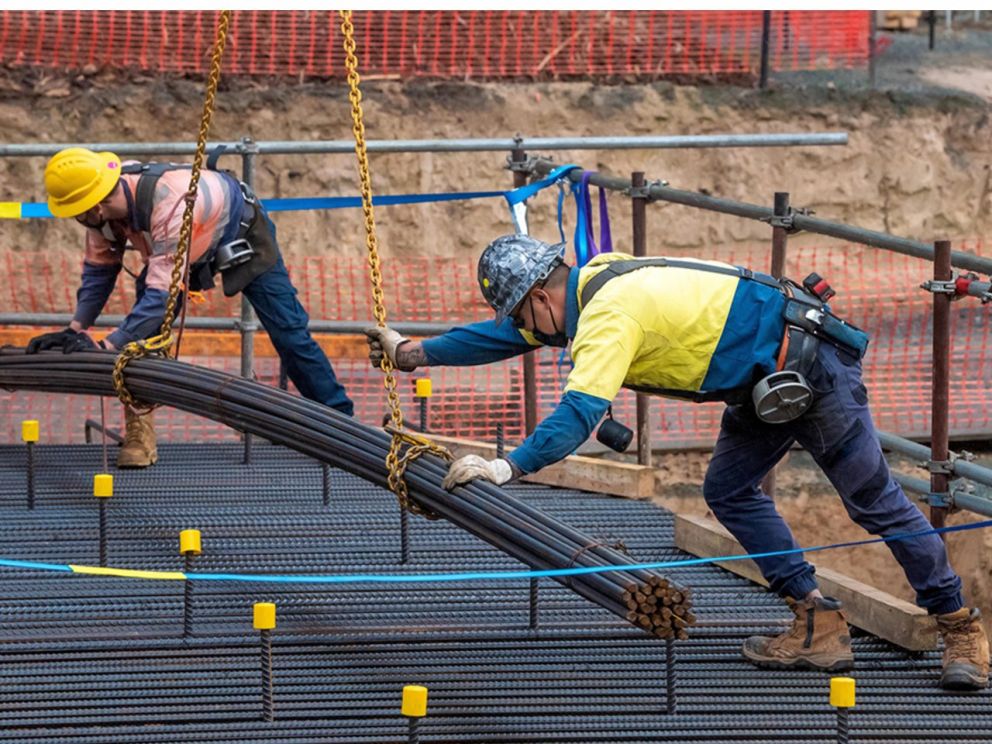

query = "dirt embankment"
[[1, 72, 990, 271]]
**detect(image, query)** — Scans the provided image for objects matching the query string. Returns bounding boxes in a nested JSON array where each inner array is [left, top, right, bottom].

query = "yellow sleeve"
[[564, 305, 644, 401]]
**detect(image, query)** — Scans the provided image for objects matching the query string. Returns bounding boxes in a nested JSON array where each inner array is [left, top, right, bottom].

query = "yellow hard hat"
[[44, 147, 122, 218]]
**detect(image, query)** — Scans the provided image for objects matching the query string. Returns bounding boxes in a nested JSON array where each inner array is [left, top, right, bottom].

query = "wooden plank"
[[674, 513, 937, 651], [427, 434, 655, 499]]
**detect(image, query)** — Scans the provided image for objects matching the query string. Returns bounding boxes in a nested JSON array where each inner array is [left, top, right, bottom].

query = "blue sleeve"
[[73, 262, 121, 329], [506, 390, 611, 474], [421, 318, 537, 366], [105, 287, 170, 348]]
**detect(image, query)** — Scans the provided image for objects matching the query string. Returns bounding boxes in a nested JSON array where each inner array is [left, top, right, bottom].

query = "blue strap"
[[502, 163, 580, 207], [264, 190, 507, 212]]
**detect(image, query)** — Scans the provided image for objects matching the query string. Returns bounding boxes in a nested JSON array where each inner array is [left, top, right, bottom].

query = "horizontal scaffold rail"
[[531, 159, 992, 275], [0, 132, 847, 158], [0, 348, 693, 640]]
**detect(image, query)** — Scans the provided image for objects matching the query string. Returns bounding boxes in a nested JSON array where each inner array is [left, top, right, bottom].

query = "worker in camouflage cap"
[[366, 232, 990, 691]]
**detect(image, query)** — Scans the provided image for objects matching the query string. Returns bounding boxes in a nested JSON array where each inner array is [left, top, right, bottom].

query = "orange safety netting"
[[0, 10, 870, 80], [2, 239, 990, 448]]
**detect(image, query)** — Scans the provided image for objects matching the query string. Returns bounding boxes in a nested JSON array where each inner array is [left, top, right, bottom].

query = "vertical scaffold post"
[[930, 239, 951, 531], [240, 136, 259, 464], [868, 11, 878, 89], [761, 192, 790, 500], [511, 146, 538, 436], [631, 172, 651, 467], [759, 11, 772, 89]]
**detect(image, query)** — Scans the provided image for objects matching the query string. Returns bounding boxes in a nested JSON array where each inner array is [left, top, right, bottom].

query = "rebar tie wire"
[[338, 10, 451, 519], [112, 11, 231, 413]]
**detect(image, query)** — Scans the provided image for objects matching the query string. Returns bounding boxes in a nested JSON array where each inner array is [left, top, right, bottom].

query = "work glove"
[[441, 454, 514, 490], [25, 328, 91, 354], [365, 325, 413, 371], [61, 332, 100, 353]]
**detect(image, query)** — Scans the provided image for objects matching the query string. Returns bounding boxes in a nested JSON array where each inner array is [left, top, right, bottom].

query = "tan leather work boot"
[[937, 607, 990, 690], [117, 409, 158, 469], [742, 596, 854, 672]]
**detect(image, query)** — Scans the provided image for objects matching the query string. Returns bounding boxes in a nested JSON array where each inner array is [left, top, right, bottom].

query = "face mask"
[[531, 301, 569, 347]]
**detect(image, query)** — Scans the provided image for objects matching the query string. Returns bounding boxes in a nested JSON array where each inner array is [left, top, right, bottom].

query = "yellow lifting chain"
[[338, 10, 451, 519], [112, 10, 232, 412]]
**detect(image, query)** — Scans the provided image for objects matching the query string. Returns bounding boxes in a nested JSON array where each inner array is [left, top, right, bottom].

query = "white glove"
[[365, 326, 411, 370], [442, 454, 514, 490]]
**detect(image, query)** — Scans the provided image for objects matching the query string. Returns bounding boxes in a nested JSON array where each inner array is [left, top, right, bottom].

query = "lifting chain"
[[338, 10, 450, 519], [112, 10, 232, 412]]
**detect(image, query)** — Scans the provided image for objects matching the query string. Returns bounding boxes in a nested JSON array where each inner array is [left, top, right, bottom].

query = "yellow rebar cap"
[[401, 685, 428, 717], [253, 602, 276, 630], [93, 473, 113, 498], [21, 420, 39, 443], [415, 378, 432, 398], [179, 530, 202, 555], [830, 676, 856, 708], [45, 148, 122, 219]]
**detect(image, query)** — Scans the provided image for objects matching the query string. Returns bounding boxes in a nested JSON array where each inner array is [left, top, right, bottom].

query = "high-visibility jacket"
[[422, 252, 787, 473], [73, 164, 240, 348]]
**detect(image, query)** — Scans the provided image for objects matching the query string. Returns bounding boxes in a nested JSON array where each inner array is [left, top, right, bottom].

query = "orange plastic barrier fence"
[[0, 11, 870, 79], [2, 239, 990, 447]]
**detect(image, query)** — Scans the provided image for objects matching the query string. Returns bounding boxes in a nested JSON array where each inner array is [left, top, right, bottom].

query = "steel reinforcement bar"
[[530, 159, 992, 275], [0, 348, 693, 639]]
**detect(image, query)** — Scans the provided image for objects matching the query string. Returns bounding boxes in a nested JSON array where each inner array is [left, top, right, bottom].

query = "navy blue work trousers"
[[702, 342, 963, 615], [242, 256, 354, 416]]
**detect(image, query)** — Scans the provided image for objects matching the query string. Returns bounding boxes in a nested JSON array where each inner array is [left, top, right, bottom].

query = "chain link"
[[112, 10, 231, 411], [338, 10, 450, 518]]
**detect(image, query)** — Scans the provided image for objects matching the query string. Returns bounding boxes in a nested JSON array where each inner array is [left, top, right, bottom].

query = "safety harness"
[[116, 161, 265, 294], [578, 257, 870, 422]]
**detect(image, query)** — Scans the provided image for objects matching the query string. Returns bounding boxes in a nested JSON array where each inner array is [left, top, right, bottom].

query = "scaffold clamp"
[[762, 206, 813, 233], [920, 279, 958, 295], [626, 179, 668, 200]]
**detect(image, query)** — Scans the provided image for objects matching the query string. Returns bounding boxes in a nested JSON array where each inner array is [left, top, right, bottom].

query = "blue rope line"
[[0, 517, 986, 583]]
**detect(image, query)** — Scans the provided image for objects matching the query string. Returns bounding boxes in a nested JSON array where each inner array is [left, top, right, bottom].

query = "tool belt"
[[750, 281, 869, 424]]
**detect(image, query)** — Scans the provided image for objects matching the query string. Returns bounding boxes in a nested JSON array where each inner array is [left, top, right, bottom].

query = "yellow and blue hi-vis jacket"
[[422, 253, 786, 474]]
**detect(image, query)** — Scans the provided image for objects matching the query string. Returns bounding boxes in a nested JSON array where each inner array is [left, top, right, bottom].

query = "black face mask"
[[531, 301, 569, 348]]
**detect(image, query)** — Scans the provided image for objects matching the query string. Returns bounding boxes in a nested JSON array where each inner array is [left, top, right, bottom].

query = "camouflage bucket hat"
[[477, 234, 566, 323]]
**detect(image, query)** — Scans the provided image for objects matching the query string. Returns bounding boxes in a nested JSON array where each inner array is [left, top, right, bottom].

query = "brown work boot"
[[937, 607, 989, 690], [742, 596, 854, 672], [117, 409, 158, 469]]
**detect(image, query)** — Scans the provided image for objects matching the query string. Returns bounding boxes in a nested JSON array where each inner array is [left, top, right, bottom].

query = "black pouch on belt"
[[220, 201, 280, 297]]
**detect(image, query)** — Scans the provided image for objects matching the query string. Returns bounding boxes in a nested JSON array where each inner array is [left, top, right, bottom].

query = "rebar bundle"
[[0, 349, 694, 638]]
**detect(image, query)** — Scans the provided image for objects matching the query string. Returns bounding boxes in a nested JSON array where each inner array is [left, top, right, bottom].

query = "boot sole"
[[742, 651, 855, 673], [941, 669, 989, 691]]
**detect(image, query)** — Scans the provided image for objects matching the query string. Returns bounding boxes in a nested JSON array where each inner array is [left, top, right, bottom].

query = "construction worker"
[[367, 233, 990, 690], [27, 147, 354, 467]]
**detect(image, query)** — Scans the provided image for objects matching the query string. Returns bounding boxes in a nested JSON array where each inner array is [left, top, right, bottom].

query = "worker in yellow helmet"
[[27, 147, 354, 467]]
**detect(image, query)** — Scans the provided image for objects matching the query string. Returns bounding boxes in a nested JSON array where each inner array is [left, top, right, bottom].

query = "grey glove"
[[441, 454, 514, 490], [365, 326, 414, 371]]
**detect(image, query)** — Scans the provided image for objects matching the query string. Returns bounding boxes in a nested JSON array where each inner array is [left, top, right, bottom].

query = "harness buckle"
[[215, 239, 255, 272]]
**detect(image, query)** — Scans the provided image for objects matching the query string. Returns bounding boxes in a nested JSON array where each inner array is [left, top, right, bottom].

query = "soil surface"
[[1, 21, 990, 640]]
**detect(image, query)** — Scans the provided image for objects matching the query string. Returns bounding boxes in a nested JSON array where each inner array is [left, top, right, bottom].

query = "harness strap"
[[579, 257, 782, 309]]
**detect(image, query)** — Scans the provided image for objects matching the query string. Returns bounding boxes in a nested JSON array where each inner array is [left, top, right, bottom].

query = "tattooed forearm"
[[394, 341, 428, 372]]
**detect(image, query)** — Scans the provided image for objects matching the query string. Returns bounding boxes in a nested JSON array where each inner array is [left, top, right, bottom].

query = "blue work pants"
[[242, 256, 354, 416], [702, 342, 963, 615]]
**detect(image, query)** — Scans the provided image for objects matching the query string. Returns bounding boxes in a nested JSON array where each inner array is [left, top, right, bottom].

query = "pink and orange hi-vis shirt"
[[83, 164, 237, 292], [73, 163, 242, 348]]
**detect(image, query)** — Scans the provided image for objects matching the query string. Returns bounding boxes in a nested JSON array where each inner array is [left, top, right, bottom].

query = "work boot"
[[117, 409, 158, 469], [742, 596, 854, 672], [937, 607, 989, 690]]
